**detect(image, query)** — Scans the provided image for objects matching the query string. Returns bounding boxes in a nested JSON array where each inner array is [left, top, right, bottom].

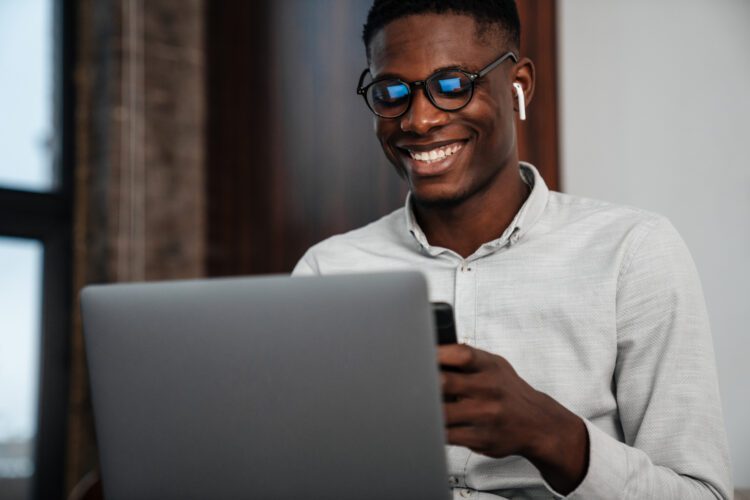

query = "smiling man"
[[292, 1, 732, 498]]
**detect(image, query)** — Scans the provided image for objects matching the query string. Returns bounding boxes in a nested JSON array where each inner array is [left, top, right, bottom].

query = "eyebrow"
[[371, 62, 475, 82]]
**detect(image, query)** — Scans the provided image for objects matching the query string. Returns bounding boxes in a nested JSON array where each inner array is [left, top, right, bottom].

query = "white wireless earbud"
[[512, 82, 526, 121]]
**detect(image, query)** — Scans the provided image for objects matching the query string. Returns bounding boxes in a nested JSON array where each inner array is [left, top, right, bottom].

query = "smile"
[[407, 142, 464, 163]]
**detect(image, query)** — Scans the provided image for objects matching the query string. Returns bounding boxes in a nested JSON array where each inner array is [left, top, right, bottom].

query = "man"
[[293, 1, 732, 498]]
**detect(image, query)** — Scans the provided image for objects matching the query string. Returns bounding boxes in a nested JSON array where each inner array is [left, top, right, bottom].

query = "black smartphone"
[[431, 302, 457, 345]]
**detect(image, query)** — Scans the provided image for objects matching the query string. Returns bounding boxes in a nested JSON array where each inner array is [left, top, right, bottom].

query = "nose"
[[399, 87, 450, 135]]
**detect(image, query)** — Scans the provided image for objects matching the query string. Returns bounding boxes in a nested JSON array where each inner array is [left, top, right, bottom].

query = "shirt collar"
[[404, 162, 549, 258]]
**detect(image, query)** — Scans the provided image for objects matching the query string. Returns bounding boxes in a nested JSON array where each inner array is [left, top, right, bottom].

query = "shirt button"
[[459, 489, 473, 497], [448, 476, 459, 486]]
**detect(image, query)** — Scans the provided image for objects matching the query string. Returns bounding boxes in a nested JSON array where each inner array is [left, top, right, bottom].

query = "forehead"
[[368, 13, 501, 79]]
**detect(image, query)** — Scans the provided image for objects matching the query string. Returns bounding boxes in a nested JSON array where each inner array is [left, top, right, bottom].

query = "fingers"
[[441, 366, 506, 399], [445, 425, 493, 455], [443, 399, 504, 427], [442, 401, 469, 426], [443, 399, 502, 427], [438, 343, 483, 371], [441, 370, 466, 397], [444, 402, 512, 458]]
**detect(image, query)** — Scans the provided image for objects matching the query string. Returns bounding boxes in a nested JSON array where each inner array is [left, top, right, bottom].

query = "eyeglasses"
[[356, 51, 518, 119]]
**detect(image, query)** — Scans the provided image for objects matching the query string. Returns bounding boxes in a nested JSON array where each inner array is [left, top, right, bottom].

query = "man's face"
[[368, 14, 519, 207]]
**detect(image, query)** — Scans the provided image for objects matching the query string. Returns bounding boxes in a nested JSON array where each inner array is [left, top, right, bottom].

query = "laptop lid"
[[81, 272, 450, 500]]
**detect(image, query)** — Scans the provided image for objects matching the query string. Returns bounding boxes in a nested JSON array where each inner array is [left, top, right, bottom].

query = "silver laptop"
[[81, 272, 450, 500]]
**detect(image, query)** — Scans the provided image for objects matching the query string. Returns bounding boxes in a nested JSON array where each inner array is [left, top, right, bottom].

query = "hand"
[[438, 343, 589, 494]]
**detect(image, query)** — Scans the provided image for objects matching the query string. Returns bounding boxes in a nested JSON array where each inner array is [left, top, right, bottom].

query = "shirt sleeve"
[[551, 217, 733, 499], [291, 250, 320, 276]]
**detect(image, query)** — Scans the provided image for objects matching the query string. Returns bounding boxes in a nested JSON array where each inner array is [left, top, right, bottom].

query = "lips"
[[397, 139, 468, 177], [407, 142, 463, 163]]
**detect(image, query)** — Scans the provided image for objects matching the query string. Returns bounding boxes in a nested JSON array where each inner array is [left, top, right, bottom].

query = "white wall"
[[559, 0, 750, 487]]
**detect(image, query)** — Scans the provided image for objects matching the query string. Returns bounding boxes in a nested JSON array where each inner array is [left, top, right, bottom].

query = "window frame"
[[0, 0, 74, 497]]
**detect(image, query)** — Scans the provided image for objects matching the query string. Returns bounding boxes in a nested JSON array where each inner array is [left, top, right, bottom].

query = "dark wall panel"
[[517, 0, 560, 190], [207, 0, 404, 276]]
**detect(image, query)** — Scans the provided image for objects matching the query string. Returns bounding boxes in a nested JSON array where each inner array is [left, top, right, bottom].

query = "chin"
[[410, 186, 472, 209]]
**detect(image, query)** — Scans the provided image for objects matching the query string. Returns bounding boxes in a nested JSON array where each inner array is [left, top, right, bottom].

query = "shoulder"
[[292, 207, 414, 275], [307, 207, 408, 256], [538, 191, 693, 280], [547, 192, 698, 286], [546, 191, 663, 229], [542, 191, 672, 249]]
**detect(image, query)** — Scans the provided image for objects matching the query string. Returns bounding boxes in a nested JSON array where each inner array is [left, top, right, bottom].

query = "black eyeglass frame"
[[356, 51, 519, 118]]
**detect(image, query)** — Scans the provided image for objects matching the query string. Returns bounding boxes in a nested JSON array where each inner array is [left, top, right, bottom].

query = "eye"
[[438, 77, 462, 93], [431, 71, 472, 99], [370, 81, 409, 107]]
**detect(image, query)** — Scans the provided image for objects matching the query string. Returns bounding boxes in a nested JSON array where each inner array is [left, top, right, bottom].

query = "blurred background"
[[0, 0, 747, 498]]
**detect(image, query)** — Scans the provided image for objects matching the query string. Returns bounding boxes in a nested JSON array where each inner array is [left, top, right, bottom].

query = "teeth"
[[408, 143, 463, 163]]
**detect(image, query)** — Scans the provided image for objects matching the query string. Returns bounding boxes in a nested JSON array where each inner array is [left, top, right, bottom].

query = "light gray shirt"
[[292, 163, 732, 499]]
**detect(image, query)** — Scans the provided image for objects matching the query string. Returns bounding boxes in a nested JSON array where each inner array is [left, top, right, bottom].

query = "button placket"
[[447, 474, 466, 488], [454, 260, 477, 346], [453, 258, 479, 481]]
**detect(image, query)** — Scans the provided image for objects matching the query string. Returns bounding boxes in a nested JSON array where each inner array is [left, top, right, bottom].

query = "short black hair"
[[362, 0, 521, 59]]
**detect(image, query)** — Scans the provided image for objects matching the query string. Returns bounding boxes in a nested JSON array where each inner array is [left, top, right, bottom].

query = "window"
[[0, 0, 73, 498], [0, 0, 55, 192], [0, 239, 43, 499]]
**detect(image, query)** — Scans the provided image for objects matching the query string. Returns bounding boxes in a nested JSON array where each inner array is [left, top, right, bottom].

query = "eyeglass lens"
[[366, 70, 474, 118]]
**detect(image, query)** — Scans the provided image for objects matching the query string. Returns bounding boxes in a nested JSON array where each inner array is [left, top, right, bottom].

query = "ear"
[[511, 57, 535, 110]]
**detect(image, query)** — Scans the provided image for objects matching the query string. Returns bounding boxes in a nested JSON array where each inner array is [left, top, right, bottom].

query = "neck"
[[412, 164, 529, 259]]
